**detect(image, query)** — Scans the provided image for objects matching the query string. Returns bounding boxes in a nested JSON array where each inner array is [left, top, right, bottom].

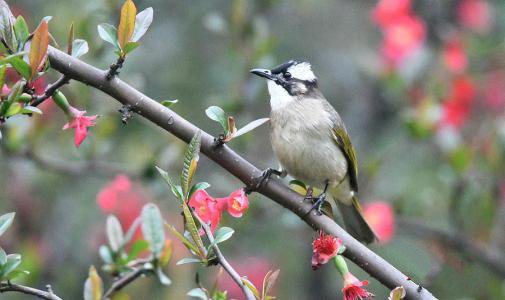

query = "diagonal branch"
[[102, 268, 147, 299], [0, 283, 62, 300], [45, 47, 436, 300]]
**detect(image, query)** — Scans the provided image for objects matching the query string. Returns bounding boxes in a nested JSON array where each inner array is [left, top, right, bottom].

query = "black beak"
[[250, 68, 275, 80]]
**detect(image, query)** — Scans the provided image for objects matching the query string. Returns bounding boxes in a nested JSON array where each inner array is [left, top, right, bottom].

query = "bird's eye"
[[283, 72, 292, 79]]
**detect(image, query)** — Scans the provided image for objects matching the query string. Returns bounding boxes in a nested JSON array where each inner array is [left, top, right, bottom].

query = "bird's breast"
[[269, 99, 348, 188]]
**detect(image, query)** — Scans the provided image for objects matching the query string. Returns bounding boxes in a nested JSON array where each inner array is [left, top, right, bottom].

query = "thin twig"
[[31, 75, 70, 107], [103, 268, 147, 299], [0, 282, 62, 300], [193, 213, 256, 300], [45, 46, 436, 300]]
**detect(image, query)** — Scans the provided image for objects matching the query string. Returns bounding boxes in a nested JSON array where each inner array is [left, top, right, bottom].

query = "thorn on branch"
[[106, 57, 125, 80]]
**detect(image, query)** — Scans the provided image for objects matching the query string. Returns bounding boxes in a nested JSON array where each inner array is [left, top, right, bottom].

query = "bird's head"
[[250, 60, 319, 110]]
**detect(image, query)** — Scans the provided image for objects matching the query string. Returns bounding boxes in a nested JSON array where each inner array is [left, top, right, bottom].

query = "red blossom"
[[342, 272, 373, 300], [381, 14, 426, 65], [457, 0, 492, 34], [442, 37, 467, 74], [188, 189, 223, 233], [371, 0, 412, 27], [363, 201, 395, 244], [440, 76, 475, 129], [226, 188, 249, 218], [311, 231, 342, 270], [97, 175, 148, 242], [62, 106, 97, 148]]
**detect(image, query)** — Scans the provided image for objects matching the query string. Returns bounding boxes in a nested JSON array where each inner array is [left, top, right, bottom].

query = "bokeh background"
[[1, 0, 505, 299]]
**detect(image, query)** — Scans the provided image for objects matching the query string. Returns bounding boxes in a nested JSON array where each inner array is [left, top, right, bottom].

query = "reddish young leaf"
[[117, 0, 137, 49], [28, 21, 49, 79]]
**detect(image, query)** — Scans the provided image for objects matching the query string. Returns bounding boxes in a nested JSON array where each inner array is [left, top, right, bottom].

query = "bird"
[[250, 60, 376, 244]]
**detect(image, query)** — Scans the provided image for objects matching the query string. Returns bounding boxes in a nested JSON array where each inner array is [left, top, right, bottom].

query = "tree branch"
[[0, 283, 62, 300], [102, 268, 147, 299], [398, 218, 505, 278], [31, 75, 70, 107], [193, 213, 256, 300], [44, 47, 436, 299]]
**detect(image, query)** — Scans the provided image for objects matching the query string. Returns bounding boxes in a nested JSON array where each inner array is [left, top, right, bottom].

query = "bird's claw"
[[245, 168, 282, 194], [305, 193, 326, 216]]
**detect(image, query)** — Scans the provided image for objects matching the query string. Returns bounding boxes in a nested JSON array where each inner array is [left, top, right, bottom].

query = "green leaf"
[[0, 247, 6, 265], [182, 200, 206, 258], [71, 39, 89, 58], [5, 102, 21, 117], [187, 288, 209, 300], [0, 7, 17, 52], [241, 278, 260, 299], [13, 16, 29, 45], [83, 266, 103, 300], [67, 22, 74, 55], [176, 257, 202, 265], [205, 106, 228, 132], [117, 0, 137, 49], [212, 227, 234, 245], [126, 239, 149, 261], [161, 99, 178, 107], [98, 245, 113, 264], [181, 131, 201, 198], [0, 253, 21, 279], [212, 290, 228, 300], [97, 23, 119, 49], [0, 212, 15, 237], [4, 269, 29, 280], [21, 106, 43, 115], [140, 203, 166, 257], [132, 7, 153, 42], [166, 224, 200, 255], [0, 65, 6, 89], [122, 41, 139, 55], [155, 166, 184, 201], [234, 118, 269, 138], [9, 56, 31, 79], [156, 266, 172, 286], [262, 269, 280, 300], [188, 182, 210, 199], [106, 215, 124, 252]]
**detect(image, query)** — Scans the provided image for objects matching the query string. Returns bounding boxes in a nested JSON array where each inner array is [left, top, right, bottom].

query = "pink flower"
[[189, 189, 223, 233], [311, 231, 342, 270], [97, 175, 149, 242], [371, 0, 412, 27], [381, 14, 426, 65], [1, 84, 10, 95], [457, 0, 492, 34], [440, 76, 475, 129], [363, 202, 395, 244], [442, 37, 467, 74], [226, 188, 249, 218], [62, 107, 97, 148], [342, 272, 373, 300]]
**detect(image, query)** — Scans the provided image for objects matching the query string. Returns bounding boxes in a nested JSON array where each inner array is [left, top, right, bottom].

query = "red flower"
[[226, 188, 249, 218], [371, 0, 412, 27], [62, 107, 97, 148], [311, 231, 342, 270], [363, 202, 395, 243], [381, 14, 426, 65], [97, 175, 148, 242], [442, 37, 467, 74], [342, 272, 373, 300], [188, 189, 223, 233], [457, 0, 492, 34], [440, 76, 475, 129]]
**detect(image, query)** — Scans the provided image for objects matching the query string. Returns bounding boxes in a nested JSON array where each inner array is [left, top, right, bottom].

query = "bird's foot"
[[305, 192, 327, 216], [245, 168, 282, 194]]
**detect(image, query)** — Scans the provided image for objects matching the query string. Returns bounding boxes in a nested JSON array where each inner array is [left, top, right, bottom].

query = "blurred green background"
[[1, 0, 505, 299]]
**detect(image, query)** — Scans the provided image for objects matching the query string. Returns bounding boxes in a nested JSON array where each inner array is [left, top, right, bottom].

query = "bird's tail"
[[335, 196, 377, 244]]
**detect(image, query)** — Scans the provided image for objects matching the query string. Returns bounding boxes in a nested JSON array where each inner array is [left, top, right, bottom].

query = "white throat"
[[267, 80, 294, 111]]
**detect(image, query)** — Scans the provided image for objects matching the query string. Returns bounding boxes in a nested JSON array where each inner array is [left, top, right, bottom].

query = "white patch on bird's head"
[[287, 62, 316, 82], [267, 80, 294, 111]]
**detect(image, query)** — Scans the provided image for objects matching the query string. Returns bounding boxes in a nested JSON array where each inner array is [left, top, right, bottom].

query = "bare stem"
[[31, 75, 70, 107], [0, 283, 62, 300], [102, 268, 147, 299], [193, 213, 256, 300]]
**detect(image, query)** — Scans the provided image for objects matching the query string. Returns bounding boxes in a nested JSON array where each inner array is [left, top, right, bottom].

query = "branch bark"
[[0, 283, 62, 300], [45, 47, 436, 299], [102, 268, 146, 299]]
